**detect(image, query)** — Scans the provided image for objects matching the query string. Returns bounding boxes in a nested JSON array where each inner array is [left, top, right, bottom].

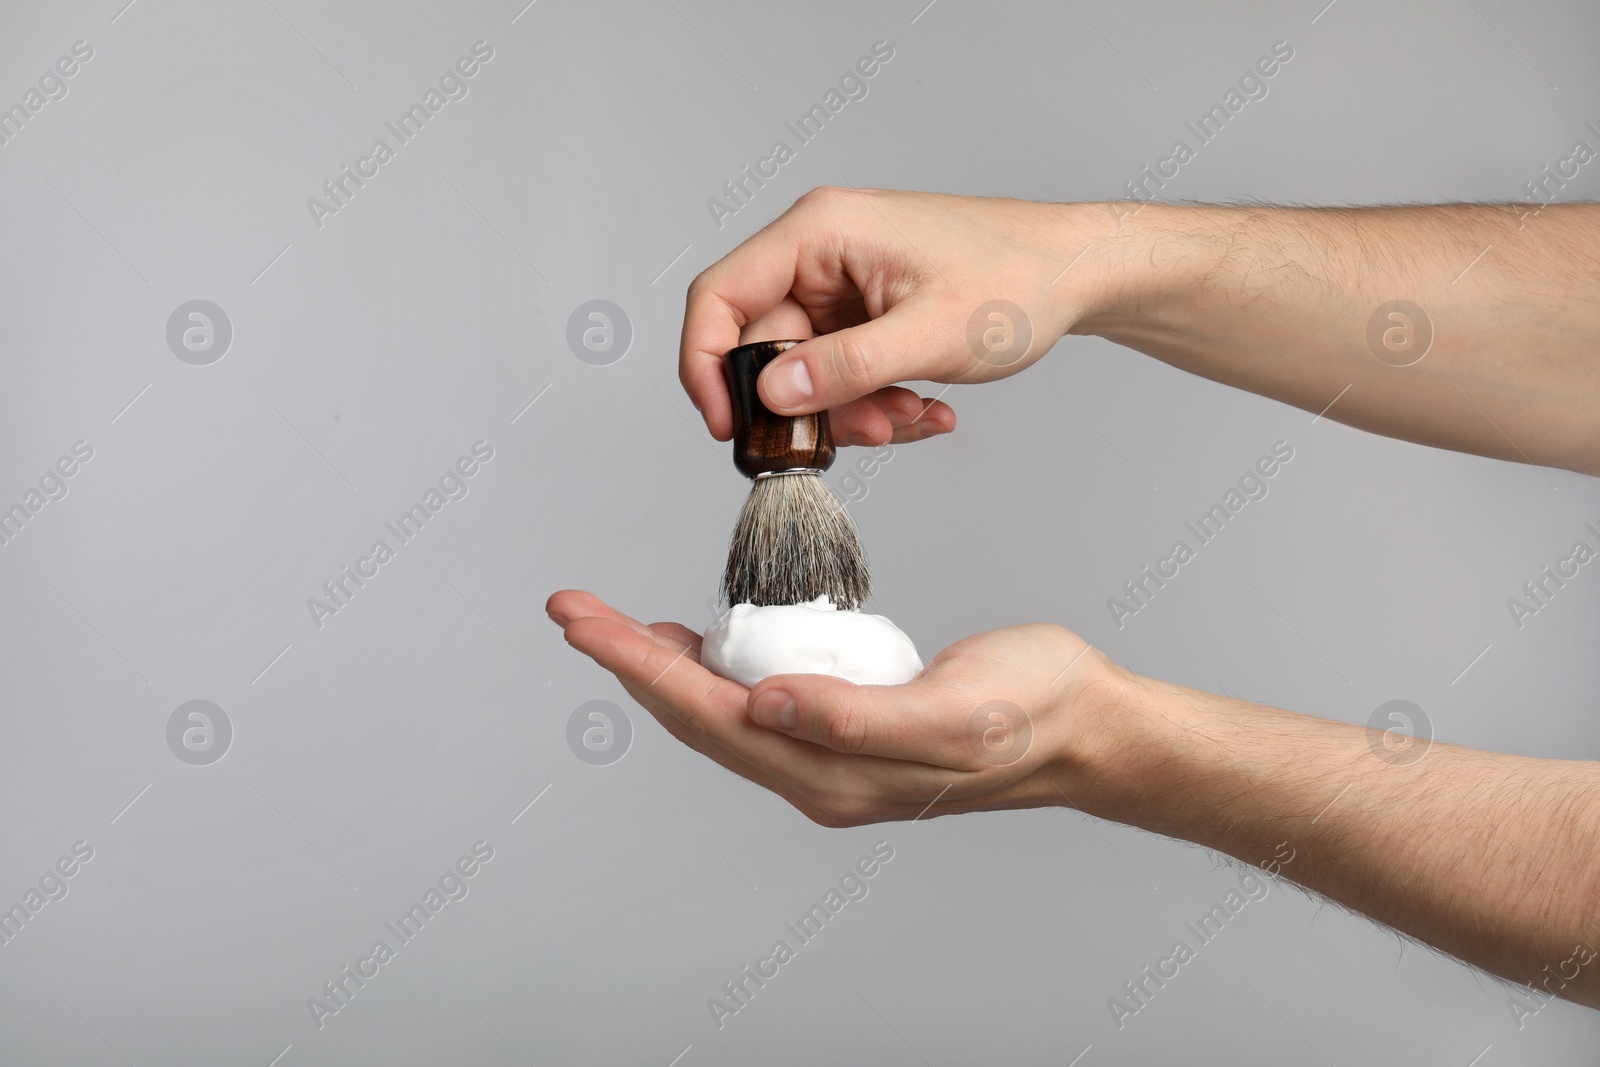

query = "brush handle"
[[723, 340, 837, 479]]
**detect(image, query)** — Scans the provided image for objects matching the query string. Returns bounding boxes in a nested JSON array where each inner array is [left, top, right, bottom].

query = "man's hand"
[[680, 187, 1103, 448], [544, 589, 1118, 826]]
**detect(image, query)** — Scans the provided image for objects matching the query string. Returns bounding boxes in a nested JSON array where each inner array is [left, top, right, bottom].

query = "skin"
[[550, 189, 1600, 1011]]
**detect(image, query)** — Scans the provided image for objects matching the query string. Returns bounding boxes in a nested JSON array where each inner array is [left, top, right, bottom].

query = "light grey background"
[[2, 0, 1598, 1063]]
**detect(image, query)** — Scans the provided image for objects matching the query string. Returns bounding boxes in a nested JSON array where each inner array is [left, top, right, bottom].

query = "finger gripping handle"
[[723, 340, 836, 478]]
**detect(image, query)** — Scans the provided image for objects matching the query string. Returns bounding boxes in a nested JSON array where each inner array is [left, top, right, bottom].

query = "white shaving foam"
[[701, 596, 923, 688]]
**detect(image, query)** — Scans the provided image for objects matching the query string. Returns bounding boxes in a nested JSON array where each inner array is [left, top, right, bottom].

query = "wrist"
[[1047, 662, 1175, 824], [1063, 201, 1243, 343], [1054, 664, 1273, 848], [1039, 655, 1180, 821]]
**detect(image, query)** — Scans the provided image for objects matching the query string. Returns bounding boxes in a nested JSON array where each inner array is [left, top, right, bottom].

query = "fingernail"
[[751, 690, 798, 730], [547, 610, 570, 627], [763, 360, 813, 408]]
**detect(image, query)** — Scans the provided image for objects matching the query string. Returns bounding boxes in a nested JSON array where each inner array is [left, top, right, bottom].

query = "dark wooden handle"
[[723, 340, 836, 478]]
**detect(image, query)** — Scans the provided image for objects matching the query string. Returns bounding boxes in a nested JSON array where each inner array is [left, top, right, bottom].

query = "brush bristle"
[[721, 472, 871, 611]]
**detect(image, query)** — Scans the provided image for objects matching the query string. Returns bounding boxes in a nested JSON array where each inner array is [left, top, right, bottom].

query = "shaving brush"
[[719, 339, 871, 611]]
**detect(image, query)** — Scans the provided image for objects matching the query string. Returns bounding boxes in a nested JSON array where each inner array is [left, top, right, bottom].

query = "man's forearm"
[[1071, 669, 1600, 1007], [1067, 202, 1600, 475]]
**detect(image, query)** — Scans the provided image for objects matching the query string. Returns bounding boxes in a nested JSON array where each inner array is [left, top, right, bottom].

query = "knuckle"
[[677, 361, 705, 399], [820, 699, 870, 754], [828, 334, 880, 394], [675, 709, 718, 753], [796, 185, 843, 210]]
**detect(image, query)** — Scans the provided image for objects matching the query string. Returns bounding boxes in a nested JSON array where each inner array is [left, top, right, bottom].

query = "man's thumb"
[[756, 305, 946, 414]]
